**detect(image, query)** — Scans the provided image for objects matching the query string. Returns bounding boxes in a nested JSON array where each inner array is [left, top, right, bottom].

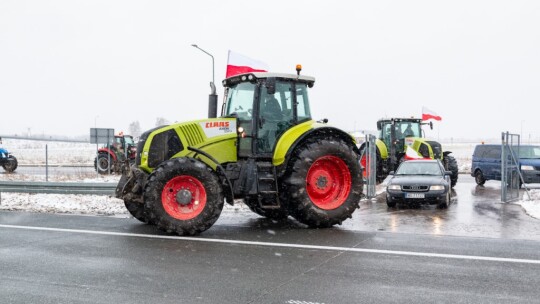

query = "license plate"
[[406, 193, 425, 199]]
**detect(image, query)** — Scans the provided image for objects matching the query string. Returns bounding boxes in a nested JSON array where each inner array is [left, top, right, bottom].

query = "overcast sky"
[[1, 1, 539, 142]]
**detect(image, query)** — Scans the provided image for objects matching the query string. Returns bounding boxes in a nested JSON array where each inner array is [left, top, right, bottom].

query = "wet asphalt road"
[[342, 174, 540, 240], [2, 212, 540, 304], [1, 174, 540, 303], [215, 174, 540, 241]]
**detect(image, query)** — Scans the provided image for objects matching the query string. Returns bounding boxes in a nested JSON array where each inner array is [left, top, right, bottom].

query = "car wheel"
[[386, 194, 396, 208], [474, 170, 486, 186], [438, 191, 450, 209]]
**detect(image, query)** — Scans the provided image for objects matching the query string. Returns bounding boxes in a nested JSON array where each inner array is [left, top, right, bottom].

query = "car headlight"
[[521, 165, 534, 171], [387, 185, 401, 191], [430, 185, 445, 191]]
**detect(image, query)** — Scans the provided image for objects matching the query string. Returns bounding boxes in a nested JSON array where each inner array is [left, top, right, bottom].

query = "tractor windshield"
[[396, 121, 421, 138], [224, 82, 256, 119], [379, 120, 422, 150], [124, 136, 134, 146]]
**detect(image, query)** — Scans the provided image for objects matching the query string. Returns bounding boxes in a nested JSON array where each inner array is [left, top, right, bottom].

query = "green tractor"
[[116, 66, 363, 235], [360, 118, 458, 187]]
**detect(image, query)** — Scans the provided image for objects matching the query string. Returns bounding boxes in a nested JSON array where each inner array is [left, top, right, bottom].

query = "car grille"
[[402, 185, 429, 191]]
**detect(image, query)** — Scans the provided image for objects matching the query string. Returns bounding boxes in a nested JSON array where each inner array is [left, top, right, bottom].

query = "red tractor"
[[94, 134, 136, 174]]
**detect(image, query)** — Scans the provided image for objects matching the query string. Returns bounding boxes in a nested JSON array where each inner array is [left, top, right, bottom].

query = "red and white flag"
[[226, 50, 269, 78], [404, 146, 428, 160], [422, 106, 442, 121]]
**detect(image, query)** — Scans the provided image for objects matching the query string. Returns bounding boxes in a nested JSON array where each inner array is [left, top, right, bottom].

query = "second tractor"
[[361, 117, 458, 187]]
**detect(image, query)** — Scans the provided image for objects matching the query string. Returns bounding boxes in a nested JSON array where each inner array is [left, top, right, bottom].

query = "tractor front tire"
[[2, 156, 18, 173], [443, 154, 459, 188], [144, 157, 224, 236], [281, 137, 363, 228], [124, 200, 150, 224]]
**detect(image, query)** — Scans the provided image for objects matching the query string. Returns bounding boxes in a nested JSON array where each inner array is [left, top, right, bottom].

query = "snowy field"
[[0, 138, 538, 220]]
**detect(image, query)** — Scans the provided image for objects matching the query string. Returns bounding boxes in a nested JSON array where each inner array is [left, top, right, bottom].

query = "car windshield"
[[519, 146, 540, 159], [396, 161, 442, 176]]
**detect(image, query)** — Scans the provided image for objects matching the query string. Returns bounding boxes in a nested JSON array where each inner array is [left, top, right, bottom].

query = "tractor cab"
[[377, 118, 423, 154], [221, 68, 315, 158]]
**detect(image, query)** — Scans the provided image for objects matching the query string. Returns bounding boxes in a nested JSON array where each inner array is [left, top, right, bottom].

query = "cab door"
[[255, 81, 294, 156]]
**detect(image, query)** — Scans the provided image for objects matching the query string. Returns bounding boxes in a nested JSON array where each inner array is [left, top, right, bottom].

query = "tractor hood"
[[137, 118, 238, 173]]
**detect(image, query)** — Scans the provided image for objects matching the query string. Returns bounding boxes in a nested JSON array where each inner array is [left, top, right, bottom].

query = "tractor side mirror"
[[376, 121, 382, 130], [430, 121, 433, 130], [265, 77, 276, 95]]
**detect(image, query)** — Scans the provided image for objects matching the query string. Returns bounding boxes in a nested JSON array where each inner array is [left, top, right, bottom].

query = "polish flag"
[[404, 146, 430, 160], [422, 106, 442, 121], [226, 50, 269, 78]]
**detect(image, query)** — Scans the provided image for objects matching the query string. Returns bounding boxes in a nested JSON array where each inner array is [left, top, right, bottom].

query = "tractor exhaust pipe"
[[208, 82, 217, 118]]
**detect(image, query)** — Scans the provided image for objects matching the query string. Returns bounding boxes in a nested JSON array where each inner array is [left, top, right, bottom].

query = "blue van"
[[471, 144, 540, 185]]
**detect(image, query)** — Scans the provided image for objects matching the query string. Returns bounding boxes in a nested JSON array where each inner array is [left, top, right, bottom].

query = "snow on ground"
[[518, 189, 540, 219], [0, 138, 538, 220]]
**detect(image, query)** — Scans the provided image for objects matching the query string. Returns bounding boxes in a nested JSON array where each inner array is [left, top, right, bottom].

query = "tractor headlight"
[[430, 185, 445, 191], [387, 185, 401, 191], [521, 165, 534, 171]]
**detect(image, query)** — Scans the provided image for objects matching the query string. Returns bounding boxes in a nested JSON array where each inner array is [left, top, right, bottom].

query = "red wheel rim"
[[161, 175, 207, 220], [306, 155, 352, 210]]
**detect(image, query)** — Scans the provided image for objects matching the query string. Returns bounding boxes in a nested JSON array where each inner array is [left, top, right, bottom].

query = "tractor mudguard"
[[273, 120, 358, 167], [97, 148, 118, 161], [375, 139, 388, 160], [443, 151, 453, 156]]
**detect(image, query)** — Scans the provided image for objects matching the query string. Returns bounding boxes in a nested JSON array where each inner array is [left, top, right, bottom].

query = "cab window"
[[295, 84, 311, 122], [224, 82, 256, 120]]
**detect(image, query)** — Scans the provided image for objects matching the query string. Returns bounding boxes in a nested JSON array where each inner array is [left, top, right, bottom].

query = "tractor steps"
[[256, 162, 280, 209]]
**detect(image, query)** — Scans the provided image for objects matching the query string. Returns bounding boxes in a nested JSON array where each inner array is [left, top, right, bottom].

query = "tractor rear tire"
[[95, 153, 113, 175], [2, 156, 18, 173], [443, 154, 459, 188], [245, 197, 289, 220], [144, 157, 224, 236], [281, 137, 363, 228]]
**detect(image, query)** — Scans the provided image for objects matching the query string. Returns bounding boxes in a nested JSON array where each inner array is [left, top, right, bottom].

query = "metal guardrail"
[[0, 181, 117, 203]]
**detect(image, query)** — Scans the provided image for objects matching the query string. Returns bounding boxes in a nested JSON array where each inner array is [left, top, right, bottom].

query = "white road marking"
[[1, 223, 539, 265]]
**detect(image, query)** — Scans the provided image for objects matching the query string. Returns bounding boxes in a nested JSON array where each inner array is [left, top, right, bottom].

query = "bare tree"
[[128, 121, 142, 138], [155, 117, 170, 127]]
